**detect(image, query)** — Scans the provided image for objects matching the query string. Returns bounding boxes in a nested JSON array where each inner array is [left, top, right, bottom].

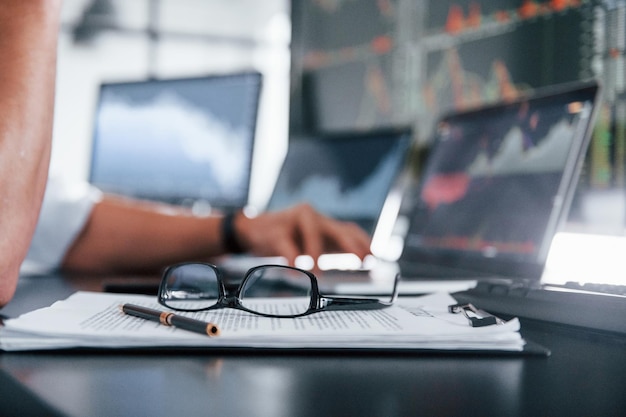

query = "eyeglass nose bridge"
[[220, 294, 242, 309]]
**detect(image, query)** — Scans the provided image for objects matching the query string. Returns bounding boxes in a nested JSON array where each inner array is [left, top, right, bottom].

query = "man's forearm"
[[0, 0, 62, 305], [61, 195, 226, 274]]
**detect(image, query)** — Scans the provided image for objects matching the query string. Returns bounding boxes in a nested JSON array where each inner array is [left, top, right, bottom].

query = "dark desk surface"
[[2, 273, 626, 417]]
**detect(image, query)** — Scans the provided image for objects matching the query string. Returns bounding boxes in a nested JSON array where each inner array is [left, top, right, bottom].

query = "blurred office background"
[[54, 0, 626, 282], [54, 0, 290, 208], [289, 1, 626, 234]]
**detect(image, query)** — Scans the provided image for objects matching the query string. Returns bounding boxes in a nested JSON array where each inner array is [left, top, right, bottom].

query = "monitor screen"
[[400, 83, 599, 279], [266, 129, 411, 235], [89, 72, 262, 210]]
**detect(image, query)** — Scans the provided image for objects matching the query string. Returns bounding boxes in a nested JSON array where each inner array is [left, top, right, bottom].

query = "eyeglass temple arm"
[[319, 274, 400, 310]]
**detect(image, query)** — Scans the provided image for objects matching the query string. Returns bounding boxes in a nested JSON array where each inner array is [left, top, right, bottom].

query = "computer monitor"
[[266, 128, 412, 236], [399, 82, 600, 280], [89, 72, 262, 211]]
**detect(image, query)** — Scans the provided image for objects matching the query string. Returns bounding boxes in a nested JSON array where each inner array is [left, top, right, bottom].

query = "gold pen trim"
[[206, 323, 220, 337], [160, 311, 173, 326]]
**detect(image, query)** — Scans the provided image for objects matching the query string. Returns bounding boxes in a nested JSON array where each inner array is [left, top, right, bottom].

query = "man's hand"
[[235, 204, 372, 267]]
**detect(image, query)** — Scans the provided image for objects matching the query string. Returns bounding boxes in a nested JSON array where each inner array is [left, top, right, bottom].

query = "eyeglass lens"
[[239, 266, 313, 316], [160, 263, 221, 310]]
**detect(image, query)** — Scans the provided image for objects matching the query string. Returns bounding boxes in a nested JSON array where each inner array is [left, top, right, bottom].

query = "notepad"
[[0, 291, 531, 353]]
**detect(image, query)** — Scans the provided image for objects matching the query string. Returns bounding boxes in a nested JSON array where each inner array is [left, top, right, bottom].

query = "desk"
[[2, 273, 626, 417]]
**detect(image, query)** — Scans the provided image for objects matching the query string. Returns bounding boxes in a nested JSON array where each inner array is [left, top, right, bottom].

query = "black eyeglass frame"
[[158, 262, 400, 318]]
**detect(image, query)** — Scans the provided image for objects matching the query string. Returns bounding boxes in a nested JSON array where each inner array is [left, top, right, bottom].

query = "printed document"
[[0, 291, 524, 352]]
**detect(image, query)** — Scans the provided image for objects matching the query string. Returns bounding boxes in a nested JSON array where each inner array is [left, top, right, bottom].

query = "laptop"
[[219, 128, 412, 272], [266, 128, 411, 235], [89, 71, 262, 212], [318, 81, 601, 295]]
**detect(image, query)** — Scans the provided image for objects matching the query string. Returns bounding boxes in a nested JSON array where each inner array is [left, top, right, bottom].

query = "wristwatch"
[[220, 211, 245, 254]]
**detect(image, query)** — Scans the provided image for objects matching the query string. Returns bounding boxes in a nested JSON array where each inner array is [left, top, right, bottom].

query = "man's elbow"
[[0, 264, 21, 307]]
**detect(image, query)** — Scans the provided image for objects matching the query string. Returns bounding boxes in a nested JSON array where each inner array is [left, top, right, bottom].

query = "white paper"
[[0, 291, 524, 352]]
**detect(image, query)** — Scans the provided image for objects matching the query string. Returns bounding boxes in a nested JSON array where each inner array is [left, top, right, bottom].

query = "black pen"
[[120, 304, 221, 337]]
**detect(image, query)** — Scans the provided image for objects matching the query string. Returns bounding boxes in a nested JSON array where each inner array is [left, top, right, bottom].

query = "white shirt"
[[22, 179, 102, 274]]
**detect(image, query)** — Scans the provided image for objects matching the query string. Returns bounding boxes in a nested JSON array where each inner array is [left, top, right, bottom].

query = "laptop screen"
[[89, 72, 262, 210], [400, 82, 600, 280], [266, 129, 411, 236]]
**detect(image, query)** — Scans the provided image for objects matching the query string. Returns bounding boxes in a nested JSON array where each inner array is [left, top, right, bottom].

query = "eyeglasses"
[[158, 263, 399, 318]]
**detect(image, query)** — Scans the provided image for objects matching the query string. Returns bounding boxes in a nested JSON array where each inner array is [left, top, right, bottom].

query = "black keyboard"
[[453, 279, 626, 335], [554, 281, 626, 296]]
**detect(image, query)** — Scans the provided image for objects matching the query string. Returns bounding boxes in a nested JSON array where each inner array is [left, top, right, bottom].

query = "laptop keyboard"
[[398, 262, 495, 280], [453, 279, 626, 335], [555, 281, 626, 296]]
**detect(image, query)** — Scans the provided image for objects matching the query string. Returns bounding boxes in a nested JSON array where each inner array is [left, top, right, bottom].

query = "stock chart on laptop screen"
[[267, 130, 411, 235], [402, 84, 598, 274]]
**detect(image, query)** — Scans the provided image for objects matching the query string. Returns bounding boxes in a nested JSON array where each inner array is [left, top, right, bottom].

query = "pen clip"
[[448, 303, 505, 327]]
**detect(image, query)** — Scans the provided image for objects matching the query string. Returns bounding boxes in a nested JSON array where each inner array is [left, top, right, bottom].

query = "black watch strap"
[[221, 212, 245, 254]]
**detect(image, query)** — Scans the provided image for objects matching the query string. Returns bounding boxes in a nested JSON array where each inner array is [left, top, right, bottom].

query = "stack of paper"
[[0, 291, 525, 352]]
